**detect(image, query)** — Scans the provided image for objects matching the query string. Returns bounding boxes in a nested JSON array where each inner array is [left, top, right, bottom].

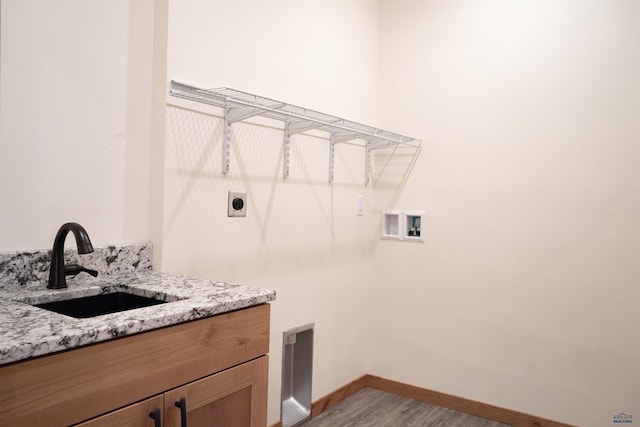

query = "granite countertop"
[[0, 244, 276, 366]]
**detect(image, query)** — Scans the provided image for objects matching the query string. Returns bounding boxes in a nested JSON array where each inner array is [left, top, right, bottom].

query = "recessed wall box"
[[382, 211, 402, 240], [381, 210, 424, 241], [403, 211, 424, 242], [281, 324, 314, 427], [228, 191, 247, 217]]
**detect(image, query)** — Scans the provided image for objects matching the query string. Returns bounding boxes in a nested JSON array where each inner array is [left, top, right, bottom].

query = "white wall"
[[2, 1, 638, 426], [372, 1, 640, 426], [0, 0, 155, 251], [163, 1, 381, 424]]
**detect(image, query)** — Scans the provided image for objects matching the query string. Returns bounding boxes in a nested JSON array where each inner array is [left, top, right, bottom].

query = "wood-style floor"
[[300, 388, 513, 427]]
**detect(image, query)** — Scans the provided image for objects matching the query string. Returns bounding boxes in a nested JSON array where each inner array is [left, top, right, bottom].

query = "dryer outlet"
[[228, 192, 247, 217]]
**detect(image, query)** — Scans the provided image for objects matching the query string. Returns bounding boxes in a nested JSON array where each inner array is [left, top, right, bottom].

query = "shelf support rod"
[[329, 134, 336, 183], [283, 121, 291, 180], [228, 103, 286, 123], [223, 104, 231, 174], [365, 142, 372, 186]]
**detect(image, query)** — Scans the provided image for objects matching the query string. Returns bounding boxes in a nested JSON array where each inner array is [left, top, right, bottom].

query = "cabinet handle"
[[149, 408, 161, 427], [175, 397, 187, 427]]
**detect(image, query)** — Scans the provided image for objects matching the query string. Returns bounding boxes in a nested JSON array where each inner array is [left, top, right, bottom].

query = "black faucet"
[[47, 222, 99, 289]]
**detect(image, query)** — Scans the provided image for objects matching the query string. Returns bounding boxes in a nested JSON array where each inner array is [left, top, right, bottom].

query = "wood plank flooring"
[[300, 388, 513, 427]]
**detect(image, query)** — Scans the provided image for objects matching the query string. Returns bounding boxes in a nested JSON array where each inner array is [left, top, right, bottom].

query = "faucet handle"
[[65, 264, 99, 278]]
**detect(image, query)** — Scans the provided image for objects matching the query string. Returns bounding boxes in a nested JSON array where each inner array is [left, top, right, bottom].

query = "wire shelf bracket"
[[169, 80, 422, 185]]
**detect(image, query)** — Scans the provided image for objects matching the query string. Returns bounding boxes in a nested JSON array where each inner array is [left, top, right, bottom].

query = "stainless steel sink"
[[33, 292, 167, 318]]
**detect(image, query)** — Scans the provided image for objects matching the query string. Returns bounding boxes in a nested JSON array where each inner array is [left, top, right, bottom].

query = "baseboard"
[[365, 375, 574, 427], [311, 374, 369, 418], [269, 374, 574, 427]]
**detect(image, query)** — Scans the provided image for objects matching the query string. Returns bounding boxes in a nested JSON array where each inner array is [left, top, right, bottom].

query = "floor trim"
[[269, 374, 575, 427], [311, 375, 369, 419], [365, 375, 574, 427]]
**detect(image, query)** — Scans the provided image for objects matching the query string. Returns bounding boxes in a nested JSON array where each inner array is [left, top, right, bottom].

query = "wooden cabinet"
[[0, 304, 270, 427], [164, 356, 267, 427], [75, 356, 267, 427]]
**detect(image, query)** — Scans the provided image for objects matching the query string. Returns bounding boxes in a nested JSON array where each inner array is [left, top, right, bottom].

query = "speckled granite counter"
[[0, 244, 275, 366]]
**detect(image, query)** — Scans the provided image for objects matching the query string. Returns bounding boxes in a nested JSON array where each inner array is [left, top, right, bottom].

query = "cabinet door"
[[164, 356, 268, 427], [74, 395, 164, 427]]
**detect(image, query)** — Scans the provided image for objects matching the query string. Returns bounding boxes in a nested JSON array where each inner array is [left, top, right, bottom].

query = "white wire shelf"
[[169, 80, 422, 184]]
